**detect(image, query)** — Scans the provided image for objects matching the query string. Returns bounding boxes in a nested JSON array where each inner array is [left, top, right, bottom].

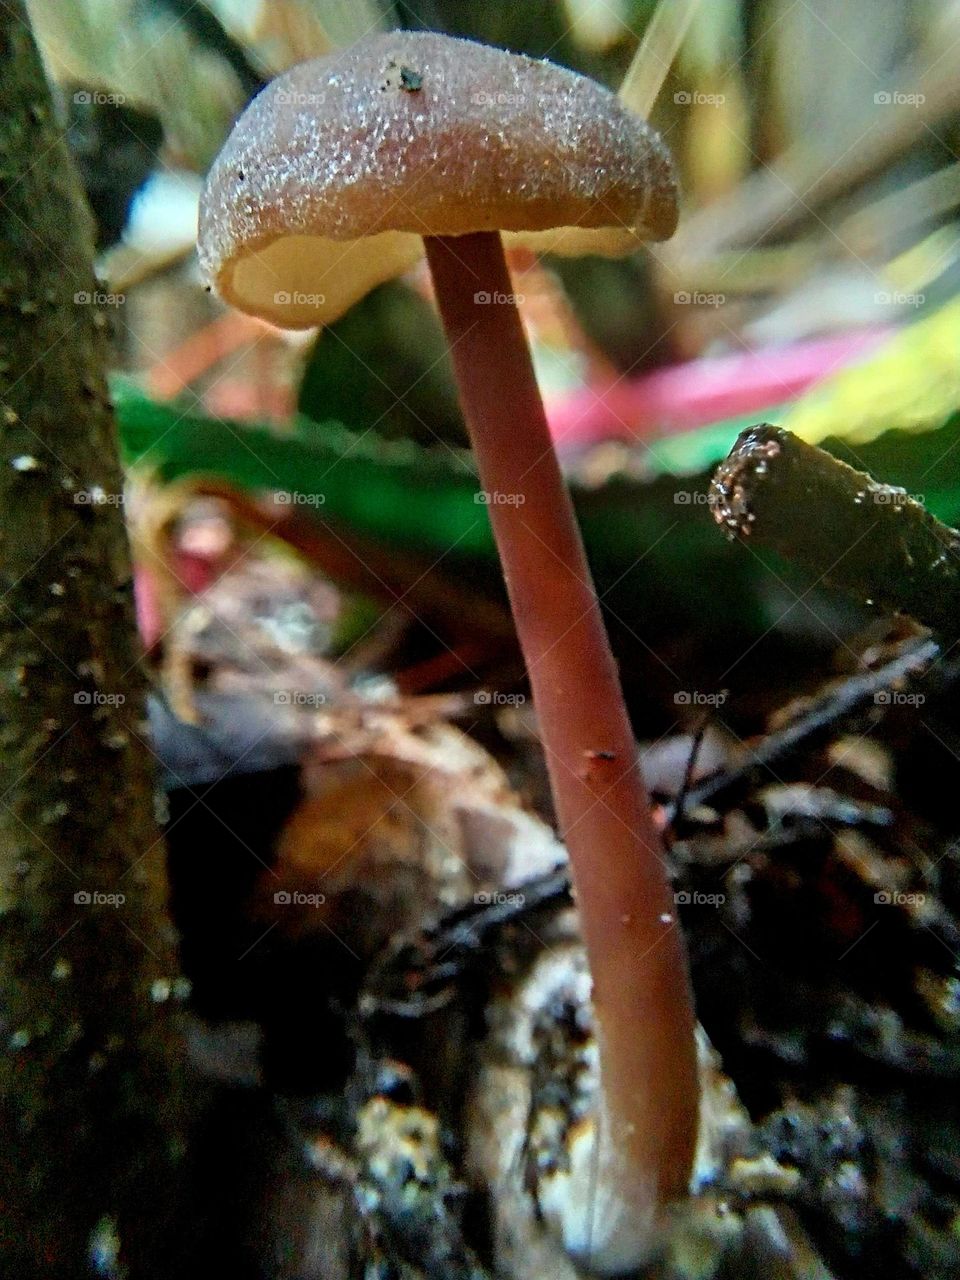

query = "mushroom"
[[198, 30, 697, 1270]]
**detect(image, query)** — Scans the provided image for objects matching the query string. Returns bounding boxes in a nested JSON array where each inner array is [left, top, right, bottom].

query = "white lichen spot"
[[88, 1215, 121, 1277]]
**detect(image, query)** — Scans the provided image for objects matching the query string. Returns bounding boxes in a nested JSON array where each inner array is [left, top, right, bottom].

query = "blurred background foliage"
[[22, 0, 960, 704]]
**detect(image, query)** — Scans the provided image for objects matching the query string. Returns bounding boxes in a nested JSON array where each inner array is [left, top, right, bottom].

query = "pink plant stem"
[[546, 328, 890, 449], [425, 231, 698, 1213]]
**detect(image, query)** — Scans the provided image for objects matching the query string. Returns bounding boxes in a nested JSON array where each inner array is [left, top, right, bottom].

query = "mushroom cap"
[[198, 31, 678, 328]]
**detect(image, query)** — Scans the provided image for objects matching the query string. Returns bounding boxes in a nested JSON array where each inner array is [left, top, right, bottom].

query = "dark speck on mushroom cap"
[[197, 30, 678, 329]]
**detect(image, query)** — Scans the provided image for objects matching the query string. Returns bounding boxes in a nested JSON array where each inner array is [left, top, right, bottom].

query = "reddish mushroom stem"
[[425, 232, 698, 1218]]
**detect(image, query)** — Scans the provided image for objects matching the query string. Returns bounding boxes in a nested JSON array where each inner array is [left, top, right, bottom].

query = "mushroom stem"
[[424, 231, 698, 1246]]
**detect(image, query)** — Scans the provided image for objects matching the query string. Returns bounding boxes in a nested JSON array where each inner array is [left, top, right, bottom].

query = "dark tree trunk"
[[0, 6, 190, 1275]]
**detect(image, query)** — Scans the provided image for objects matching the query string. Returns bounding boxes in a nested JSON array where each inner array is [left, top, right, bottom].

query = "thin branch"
[[711, 425, 960, 638]]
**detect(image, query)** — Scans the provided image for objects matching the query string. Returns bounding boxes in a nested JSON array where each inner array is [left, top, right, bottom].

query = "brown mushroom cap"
[[198, 31, 678, 328]]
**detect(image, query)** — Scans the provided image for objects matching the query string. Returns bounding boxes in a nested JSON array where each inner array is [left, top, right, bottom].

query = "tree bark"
[[711, 424, 960, 637], [0, 6, 189, 1275]]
